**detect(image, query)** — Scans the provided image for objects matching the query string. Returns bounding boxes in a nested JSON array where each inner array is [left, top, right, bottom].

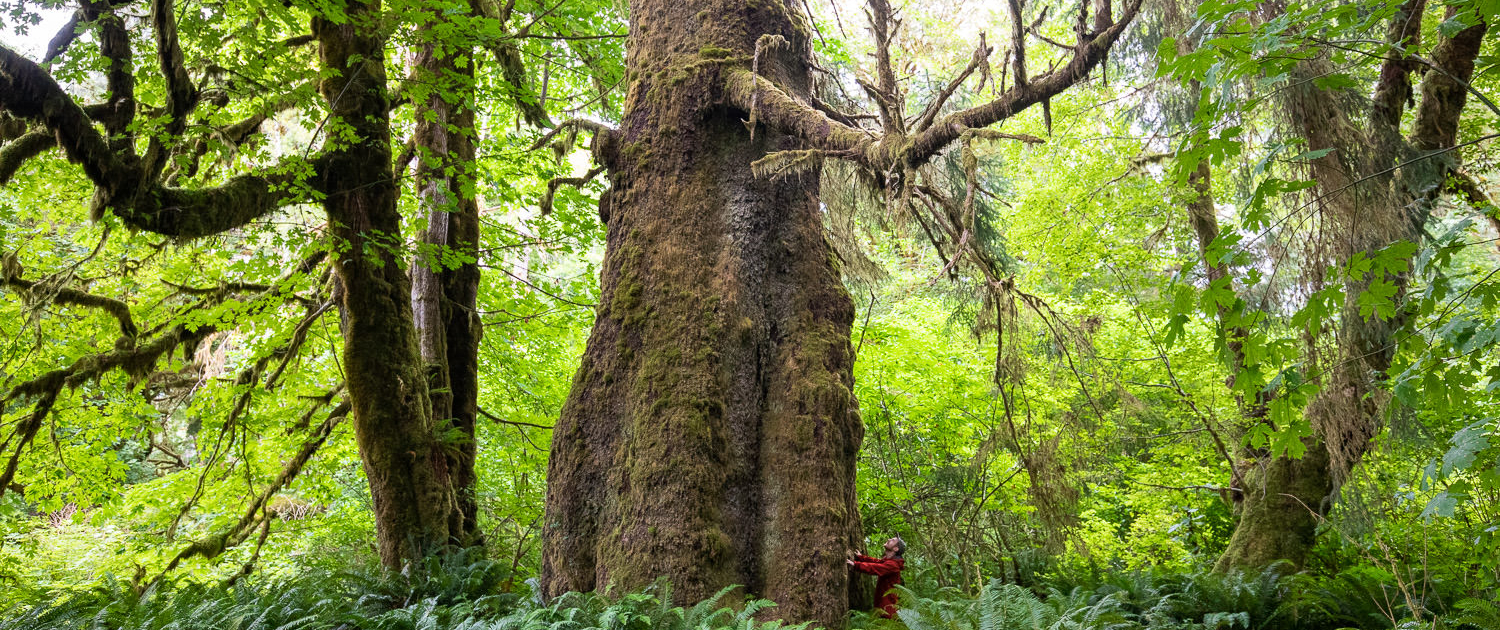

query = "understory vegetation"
[[2, 0, 1499, 624]]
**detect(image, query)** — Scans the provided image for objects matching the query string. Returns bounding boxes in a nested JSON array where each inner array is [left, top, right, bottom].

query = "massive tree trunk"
[[315, 0, 462, 567], [540, 0, 866, 624], [410, 14, 485, 546]]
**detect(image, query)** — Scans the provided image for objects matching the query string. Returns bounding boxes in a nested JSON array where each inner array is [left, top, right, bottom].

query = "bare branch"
[[913, 34, 992, 133], [901, 0, 1144, 166]]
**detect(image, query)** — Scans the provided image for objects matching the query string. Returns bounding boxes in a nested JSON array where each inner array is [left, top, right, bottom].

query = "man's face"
[[883, 537, 900, 554]]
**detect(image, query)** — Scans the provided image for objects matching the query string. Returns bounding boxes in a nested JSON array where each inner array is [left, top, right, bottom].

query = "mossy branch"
[[1, 44, 315, 237], [540, 165, 605, 215], [2, 273, 138, 337], [0, 129, 55, 185]]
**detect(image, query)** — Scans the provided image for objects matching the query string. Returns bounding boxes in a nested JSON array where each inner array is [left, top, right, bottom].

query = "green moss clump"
[[699, 45, 734, 59]]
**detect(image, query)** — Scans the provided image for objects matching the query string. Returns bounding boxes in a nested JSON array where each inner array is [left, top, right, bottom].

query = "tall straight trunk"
[[411, 15, 485, 545], [541, 0, 866, 624], [315, 0, 461, 567]]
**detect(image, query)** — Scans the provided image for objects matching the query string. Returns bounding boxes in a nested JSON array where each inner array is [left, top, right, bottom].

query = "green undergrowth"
[[867, 567, 1500, 630], [3, 558, 1498, 630]]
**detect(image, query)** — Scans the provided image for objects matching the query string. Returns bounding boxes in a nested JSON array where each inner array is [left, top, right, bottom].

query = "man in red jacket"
[[848, 536, 906, 618]]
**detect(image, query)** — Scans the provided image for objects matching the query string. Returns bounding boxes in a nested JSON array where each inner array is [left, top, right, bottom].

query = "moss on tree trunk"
[[541, 0, 868, 624], [1214, 440, 1331, 572], [315, 1, 460, 568]]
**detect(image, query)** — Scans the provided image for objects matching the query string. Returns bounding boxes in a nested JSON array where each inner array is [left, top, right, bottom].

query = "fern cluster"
[[879, 567, 1500, 630], [0, 557, 804, 630]]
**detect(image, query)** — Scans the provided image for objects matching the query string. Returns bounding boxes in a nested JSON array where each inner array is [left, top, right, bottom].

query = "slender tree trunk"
[[315, 0, 461, 567], [411, 14, 485, 546], [541, 0, 866, 624]]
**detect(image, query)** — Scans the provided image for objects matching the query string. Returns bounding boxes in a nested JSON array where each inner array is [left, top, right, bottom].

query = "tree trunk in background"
[[411, 17, 485, 546], [316, 0, 461, 568], [1214, 2, 1486, 572], [1214, 443, 1331, 571], [541, 0, 867, 624]]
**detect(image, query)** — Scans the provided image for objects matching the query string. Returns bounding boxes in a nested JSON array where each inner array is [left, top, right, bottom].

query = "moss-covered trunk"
[[1214, 440, 1331, 571], [541, 0, 867, 624], [315, 0, 460, 568], [410, 17, 484, 546]]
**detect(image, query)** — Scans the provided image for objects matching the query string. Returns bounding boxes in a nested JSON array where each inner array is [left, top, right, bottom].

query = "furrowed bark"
[[542, 0, 866, 624], [314, 0, 460, 568]]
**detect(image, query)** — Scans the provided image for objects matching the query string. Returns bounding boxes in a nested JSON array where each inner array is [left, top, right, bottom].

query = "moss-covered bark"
[[1214, 440, 1331, 572], [315, 0, 460, 568], [541, 0, 866, 624]]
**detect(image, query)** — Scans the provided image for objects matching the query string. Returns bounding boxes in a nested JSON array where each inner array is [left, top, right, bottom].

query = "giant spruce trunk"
[[541, 0, 867, 624], [315, 2, 462, 567]]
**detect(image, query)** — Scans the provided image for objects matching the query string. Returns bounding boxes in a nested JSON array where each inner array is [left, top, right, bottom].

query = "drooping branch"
[[2, 274, 138, 337], [472, 0, 553, 127], [156, 397, 349, 578]]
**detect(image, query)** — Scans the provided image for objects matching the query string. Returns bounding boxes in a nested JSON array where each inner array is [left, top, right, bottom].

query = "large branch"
[[0, 129, 55, 184], [724, 0, 1142, 170], [0, 43, 135, 198], [2, 44, 316, 237], [145, 0, 199, 174], [472, 0, 553, 127], [83, 0, 137, 141], [113, 166, 317, 239], [1368, 0, 1426, 134], [901, 0, 1143, 166]]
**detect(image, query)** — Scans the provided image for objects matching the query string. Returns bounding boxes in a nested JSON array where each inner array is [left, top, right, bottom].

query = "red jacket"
[[850, 555, 905, 618]]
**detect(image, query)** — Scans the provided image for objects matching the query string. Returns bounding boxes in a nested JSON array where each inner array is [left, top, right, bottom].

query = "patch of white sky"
[[2, 4, 75, 58]]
